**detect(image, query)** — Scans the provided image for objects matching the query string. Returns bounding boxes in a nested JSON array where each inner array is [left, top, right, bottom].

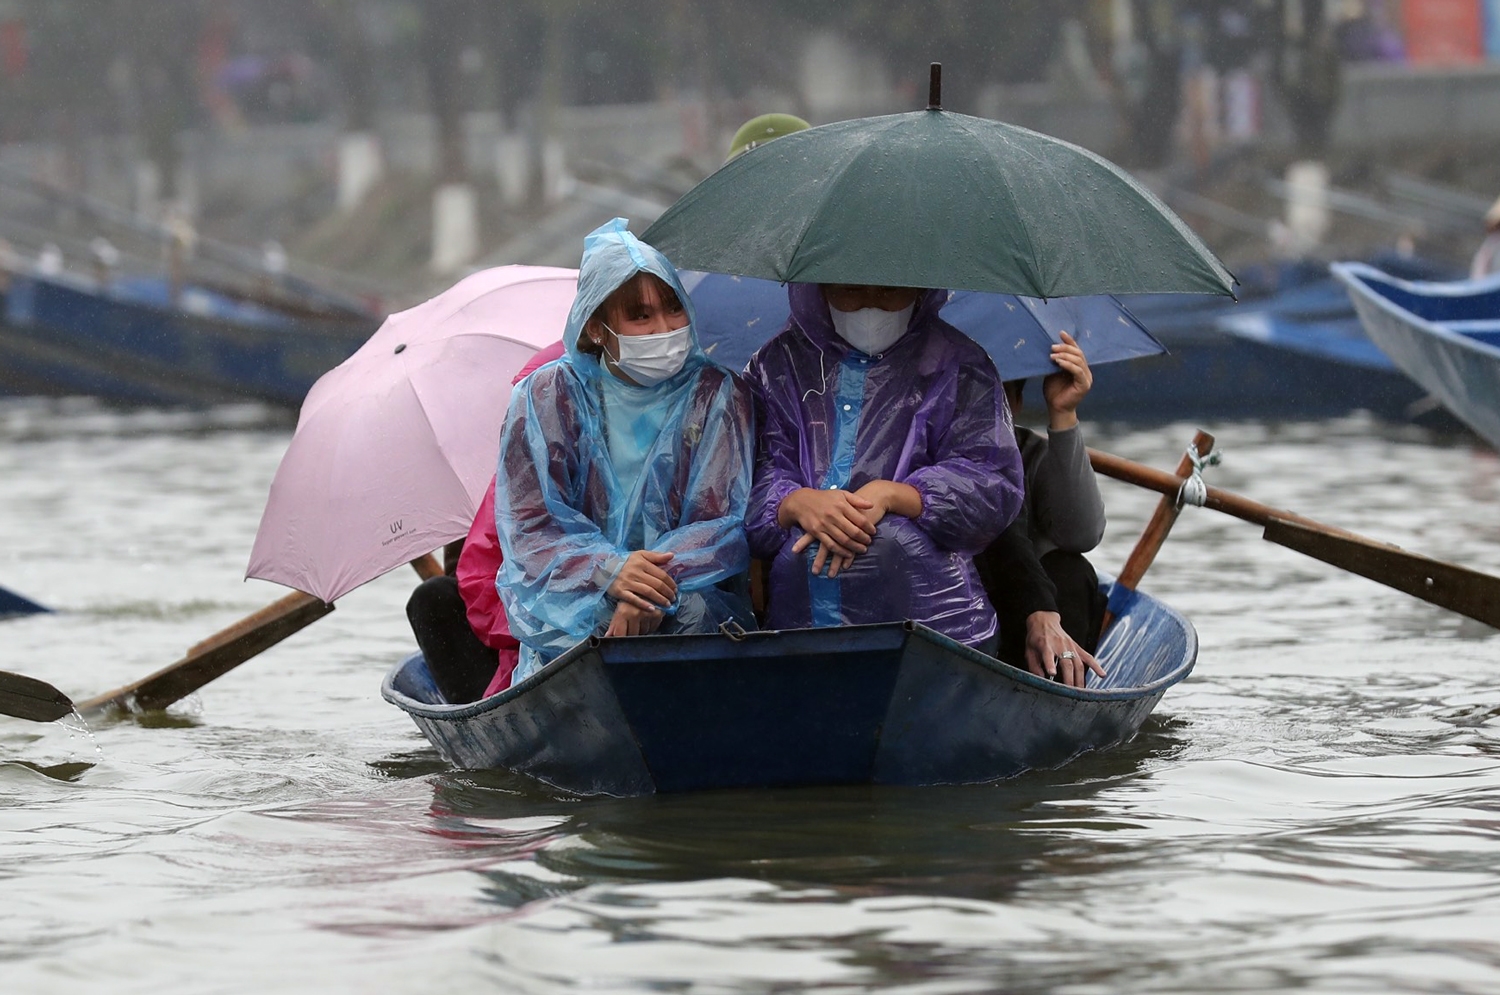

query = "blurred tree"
[[7, 2, 135, 178], [478, 0, 542, 131], [318, 0, 377, 133], [1268, 0, 1341, 158], [129, 0, 204, 205], [421, 0, 476, 184], [1115, 0, 1183, 167], [795, 1, 1069, 112]]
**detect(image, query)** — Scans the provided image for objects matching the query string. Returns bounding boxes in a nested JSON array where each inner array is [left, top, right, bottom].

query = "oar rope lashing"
[[1175, 442, 1222, 509]]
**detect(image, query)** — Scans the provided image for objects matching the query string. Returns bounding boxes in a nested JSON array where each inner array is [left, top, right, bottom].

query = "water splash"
[[58, 707, 103, 763]]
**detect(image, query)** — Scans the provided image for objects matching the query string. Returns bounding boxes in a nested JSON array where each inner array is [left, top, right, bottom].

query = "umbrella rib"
[[991, 118, 1235, 295], [780, 118, 903, 284], [404, 372, 489, 502], [949, 114, 1049, 298]]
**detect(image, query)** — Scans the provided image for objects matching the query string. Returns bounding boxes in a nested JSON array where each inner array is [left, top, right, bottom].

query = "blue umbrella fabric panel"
[[680, 271, 790, 373], [682, 271, 1166, 380], [939, 292, 1166, 381]]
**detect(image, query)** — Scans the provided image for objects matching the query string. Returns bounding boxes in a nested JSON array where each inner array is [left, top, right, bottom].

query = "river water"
[[2, 398, 1499, 994]]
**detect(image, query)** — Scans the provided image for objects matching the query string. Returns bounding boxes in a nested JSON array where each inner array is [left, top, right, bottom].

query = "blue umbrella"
[[681, 271, 1166, 378]]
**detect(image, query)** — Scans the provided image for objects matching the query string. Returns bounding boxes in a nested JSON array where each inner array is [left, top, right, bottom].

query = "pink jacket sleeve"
[[454, 340, 565, 696], [455, 477, 519, 692]]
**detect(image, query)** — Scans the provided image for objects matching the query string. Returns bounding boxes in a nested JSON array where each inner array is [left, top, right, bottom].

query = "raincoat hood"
[[787, 283, 947, 356], [564, 218, 708, 384]]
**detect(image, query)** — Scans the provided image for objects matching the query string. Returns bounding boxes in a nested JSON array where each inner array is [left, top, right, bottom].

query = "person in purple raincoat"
[[744, 282, 1025, 650]]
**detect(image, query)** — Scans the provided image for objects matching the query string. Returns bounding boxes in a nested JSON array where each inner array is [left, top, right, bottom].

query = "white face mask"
[[828, 304, 914, 356], [603, 323, 692, 386]]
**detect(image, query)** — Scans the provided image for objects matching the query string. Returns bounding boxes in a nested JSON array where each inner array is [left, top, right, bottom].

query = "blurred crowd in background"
[[0, 0, 1496, 305]]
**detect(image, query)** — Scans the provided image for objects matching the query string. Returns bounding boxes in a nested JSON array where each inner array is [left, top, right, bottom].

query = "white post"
[[541, 138, 571, 204], [337, 131, 384, 212], [133, 160, 161, 221], [1286, 160, 1330, 255], [494, 133, 529, 207], [430, 181, 480, 273]]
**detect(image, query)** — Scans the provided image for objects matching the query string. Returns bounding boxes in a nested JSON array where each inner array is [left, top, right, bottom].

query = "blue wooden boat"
[[0, 272, 378, 407], [1091, 255, 1453, 423], [381, 583, 1196, 796], [1332, 262, 1500, 450]]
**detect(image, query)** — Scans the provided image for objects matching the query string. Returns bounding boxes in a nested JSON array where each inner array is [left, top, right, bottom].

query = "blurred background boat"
[[0, 165, 381, 408], [1333, 262, 1500, 448], [1090, 253, 1462, 424]]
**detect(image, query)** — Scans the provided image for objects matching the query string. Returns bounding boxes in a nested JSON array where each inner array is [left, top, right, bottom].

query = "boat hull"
[[382, 584, 1196, 796], [1332, 262, 1500, 449]]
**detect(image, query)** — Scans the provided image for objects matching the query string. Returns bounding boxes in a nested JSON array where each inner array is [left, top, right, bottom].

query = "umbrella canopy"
[[247, 266, 577, 603], [681, 271, 1165, 377], [644, 109, 1235, 299]]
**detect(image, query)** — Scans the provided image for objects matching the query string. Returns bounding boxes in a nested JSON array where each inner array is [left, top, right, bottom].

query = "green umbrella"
[[645, 72, 1234, 299]]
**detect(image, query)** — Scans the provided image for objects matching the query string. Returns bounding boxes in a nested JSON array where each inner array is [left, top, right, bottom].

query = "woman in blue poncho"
[[495, 219, 757, 682]]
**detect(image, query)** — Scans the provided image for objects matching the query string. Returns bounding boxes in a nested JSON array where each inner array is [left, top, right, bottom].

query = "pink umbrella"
[[247, 265, 577, 603]]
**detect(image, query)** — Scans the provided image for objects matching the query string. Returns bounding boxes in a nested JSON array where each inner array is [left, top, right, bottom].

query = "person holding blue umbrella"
[[976, 332, 1109, 679]]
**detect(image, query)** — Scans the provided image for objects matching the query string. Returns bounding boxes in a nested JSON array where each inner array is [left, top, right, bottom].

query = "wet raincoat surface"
[[745, 283, 1024, 645], [495, 220, 755, 675]]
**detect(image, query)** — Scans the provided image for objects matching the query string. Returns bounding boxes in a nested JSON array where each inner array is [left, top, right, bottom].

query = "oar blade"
[[0, 670, 75, 723], [1264, 517, 1500, 630]]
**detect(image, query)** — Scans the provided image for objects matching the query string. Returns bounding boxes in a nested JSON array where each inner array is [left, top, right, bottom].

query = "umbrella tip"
[[927, 63, 942, 110]]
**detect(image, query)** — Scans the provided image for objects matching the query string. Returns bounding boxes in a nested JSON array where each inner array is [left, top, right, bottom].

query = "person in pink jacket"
[[405, 341, 565, 703]]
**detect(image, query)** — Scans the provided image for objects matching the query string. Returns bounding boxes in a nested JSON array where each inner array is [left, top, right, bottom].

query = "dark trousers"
[[406, 576, 498, 705], [996, 551, 1107, 668]]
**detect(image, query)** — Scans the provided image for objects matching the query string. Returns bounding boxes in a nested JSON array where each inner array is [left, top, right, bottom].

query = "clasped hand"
[[604, 549, 676, 637], [779, 481, 919, 577], [607, 549, 675, 610]]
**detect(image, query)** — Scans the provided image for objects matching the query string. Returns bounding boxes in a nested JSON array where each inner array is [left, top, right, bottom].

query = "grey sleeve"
[[1029, 425, 1106, 553]]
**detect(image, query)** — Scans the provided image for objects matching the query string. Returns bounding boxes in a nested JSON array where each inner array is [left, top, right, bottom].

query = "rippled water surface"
[[3, 399, 1499, 994]]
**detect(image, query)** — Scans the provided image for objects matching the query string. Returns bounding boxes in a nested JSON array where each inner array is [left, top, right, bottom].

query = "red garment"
[[457, 340, 565, 697]]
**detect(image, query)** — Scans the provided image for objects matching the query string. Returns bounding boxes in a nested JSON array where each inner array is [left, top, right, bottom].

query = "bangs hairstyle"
[[578, 272, 684, 357]]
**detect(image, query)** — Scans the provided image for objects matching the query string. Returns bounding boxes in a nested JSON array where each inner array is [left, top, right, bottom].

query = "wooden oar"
[[74, 553, 446, 715], [1, 553, 449, 722], [1089, 446, 1500, 630], [1, 598, 331, 721], [1101, 430, 1214, 630], [75, 590, 335, 714], [0, 670, 74, 722]]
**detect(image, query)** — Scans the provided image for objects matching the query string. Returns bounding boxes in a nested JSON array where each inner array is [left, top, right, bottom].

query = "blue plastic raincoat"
[[745, 283, 1024, 646], [495, 220, 755, 675]]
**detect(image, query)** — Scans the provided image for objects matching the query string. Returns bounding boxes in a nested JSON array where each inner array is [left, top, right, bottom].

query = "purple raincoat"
[[745, 284, 1024, 645]]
